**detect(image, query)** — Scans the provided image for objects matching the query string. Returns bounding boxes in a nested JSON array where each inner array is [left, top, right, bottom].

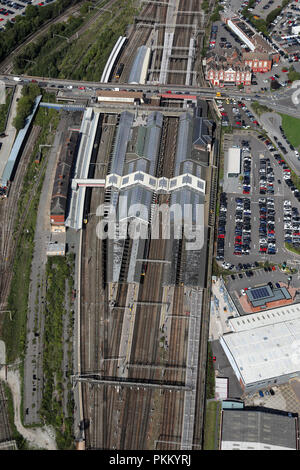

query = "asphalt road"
[[210, 339, 243, 399], [259, 112, 300, 172]]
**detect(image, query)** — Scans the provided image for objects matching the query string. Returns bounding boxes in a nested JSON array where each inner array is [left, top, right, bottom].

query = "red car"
[[236, 121, 242, 125], [78, 86, 85, 90], [253, 120, 258, 125], [272, 266, 276, 271], [270, 76, 275, 80], [221, 112, 227, 116], [218, 234, 225, 238]]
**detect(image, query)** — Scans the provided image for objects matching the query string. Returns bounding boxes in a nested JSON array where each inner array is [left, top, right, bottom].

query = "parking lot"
[[217, 133, 300, 267], [0, 0, 54, 29], [209, 20, 252, 55], [217, 98, 259, 129], [268, 1, 300, 60], [249, 0, 282, 21]]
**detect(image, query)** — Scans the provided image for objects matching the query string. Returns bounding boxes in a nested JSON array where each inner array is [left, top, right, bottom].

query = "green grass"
[[14, 0, 139, 81], [0, 89, 12, 133], [203, 401, 221, 450], [40, 255, 75, 449], [251, 101, 271, 117], [279, 114, 300, 150], [206, 342, 215, 398], [1, 383, 29, 449], [1, 103, 59, 363], [285, 242, 300, 255]]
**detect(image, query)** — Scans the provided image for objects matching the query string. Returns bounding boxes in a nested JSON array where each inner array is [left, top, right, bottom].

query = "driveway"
[[0, 366, 57, 449]]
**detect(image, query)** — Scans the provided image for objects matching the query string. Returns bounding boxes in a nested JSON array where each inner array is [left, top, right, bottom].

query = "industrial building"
[[220, 409, 298, 450], [50, 130, 79, 227], [128, 45, 151, 84], [96, 90, 144, 104], [224, 147, 241, 178], [222, 14, 278, 57], [220, 304, 300, 392]]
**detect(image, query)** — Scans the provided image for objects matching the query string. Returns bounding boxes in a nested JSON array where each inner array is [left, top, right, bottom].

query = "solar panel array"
[[250, 287, 270, 300]]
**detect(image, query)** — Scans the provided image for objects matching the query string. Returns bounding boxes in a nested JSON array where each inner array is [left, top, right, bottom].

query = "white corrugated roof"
[[229, 303, 300, 332], [221, 318, 300, 385]]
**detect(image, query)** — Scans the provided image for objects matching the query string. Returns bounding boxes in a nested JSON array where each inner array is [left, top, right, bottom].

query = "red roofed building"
[[204, 52, 252, 86], [243, 52, 272, 72]]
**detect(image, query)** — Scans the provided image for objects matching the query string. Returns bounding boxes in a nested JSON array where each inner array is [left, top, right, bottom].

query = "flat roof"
[[229, 302, 300, 332], [221, 315, 300, 385], [221, 409, 297, 450], [225, 147, 241, 176], [96, 91, 143, 98], [246, 285, 291, 307]]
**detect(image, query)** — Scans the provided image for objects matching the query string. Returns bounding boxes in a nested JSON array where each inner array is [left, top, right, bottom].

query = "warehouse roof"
[[221, 409, 297, 450], [229, 302, 300, 332], [225, 147, 241, 176], [220, 315, 300, 386]]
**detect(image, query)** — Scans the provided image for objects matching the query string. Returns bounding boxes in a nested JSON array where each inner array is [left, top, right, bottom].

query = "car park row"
[[283, 201, 300, 247], [217, 192, 227, 262]]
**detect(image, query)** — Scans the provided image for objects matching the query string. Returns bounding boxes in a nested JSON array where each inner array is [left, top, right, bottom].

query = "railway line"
[[0, 1, 87, 74], [78, 110, 199, 449], [0, 382, 11, 444], [0, 125, 42, 308]]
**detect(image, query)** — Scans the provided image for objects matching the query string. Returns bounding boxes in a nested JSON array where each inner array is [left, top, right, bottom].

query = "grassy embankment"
[[279, 114, 300, 151], [0, 88, 13, 133], [40, 255, 75, 450], [203, 343, 221, 450], [13, 0, 139, 81], [1, 98, 59, 364]]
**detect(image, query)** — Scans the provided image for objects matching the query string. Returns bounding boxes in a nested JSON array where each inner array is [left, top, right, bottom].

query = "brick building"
[[204, 52, 252, 86], [243, 52, 272, 72]]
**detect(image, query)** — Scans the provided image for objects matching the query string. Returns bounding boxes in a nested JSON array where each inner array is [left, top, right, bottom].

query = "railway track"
[[0, 383, 11, 443], [0, 1, 87, 74], [79, 104, 207, 449], [0, 125, 42, 307]]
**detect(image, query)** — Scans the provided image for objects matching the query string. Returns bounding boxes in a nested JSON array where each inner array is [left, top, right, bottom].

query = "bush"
[[288, 66, 300, 82], [12, 83, 40, 131]]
